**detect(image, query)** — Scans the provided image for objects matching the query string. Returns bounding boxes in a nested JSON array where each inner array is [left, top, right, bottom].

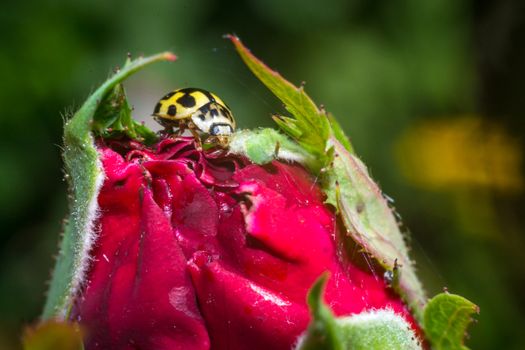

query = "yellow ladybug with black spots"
[[152, 87, 235, 148]]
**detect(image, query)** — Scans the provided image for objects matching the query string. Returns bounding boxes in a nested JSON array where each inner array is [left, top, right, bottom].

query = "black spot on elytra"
[[182, 88, 215, 102], [162, 91, 176, 100], [220, 106, 233, 121], [167, 104, 177, 116], [153, 102, 162, 114], [210, 108, 219, 117], [203, 91, 215, 102], [177, 93, 196, 108]]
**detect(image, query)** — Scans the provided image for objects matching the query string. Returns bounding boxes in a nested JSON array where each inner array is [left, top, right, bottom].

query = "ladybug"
[[152, 87, 235, 148]]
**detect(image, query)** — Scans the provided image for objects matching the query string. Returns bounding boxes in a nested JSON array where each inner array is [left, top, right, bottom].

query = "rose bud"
[[40, 38, 477, 350], [68, 136, 418, 349]]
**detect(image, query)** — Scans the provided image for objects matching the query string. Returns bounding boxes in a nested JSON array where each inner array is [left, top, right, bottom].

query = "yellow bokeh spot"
[[396, 116, 523, 193]]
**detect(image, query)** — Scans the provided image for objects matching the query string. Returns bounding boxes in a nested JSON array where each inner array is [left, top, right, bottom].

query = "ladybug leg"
[[175, 125, 185, 136], [172, 119, 186, 137], [156, 117, 175, 137], [215, 136, 231, 148], [158, 128, 171, 138], [187, 122, 202, 150]]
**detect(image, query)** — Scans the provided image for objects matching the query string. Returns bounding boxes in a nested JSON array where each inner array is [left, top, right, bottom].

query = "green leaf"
[[228, 35, 330, 162], [229, 128, 317, 169], [92, 83, 157, 144], [42, 52, 176, 320], [296, 274, 422, 350], [423, 293, 479, 350], [228, 35, 426, 321]]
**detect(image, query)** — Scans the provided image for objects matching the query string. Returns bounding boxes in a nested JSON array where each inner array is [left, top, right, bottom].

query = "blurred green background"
[[1, 0, 524, 348]]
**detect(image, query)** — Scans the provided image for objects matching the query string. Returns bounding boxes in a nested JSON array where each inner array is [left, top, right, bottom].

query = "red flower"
[[71, 136, 418, 350]]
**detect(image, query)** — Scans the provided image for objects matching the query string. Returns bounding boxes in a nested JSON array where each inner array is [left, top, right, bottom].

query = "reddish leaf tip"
[[224, 33, 240, 42], [163, 52, 177, 62]]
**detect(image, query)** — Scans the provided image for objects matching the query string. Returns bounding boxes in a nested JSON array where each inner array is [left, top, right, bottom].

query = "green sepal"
[[296, 274, 423, 350], [423, 293, 479, 350], [329, 139, 427, 320], [298, 274, 344, 350], [42, 52, 176, 320], [92, 83, 157, 144], [326, 113, 353, 153], [228, 34, 330, 162], [272, 115, 304, 139], [228, 35, 426, 321], [229, 128, 317, 169]]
